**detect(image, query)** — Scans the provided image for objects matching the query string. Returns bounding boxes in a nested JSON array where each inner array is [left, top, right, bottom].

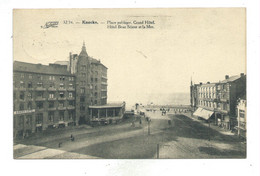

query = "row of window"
[[14, 92, 74, 100], [19, 73, 74, 81], [16, 101, 75, 110], [199, 100, 228, 110], [16, 81, 75, 89], [16, 111, 76, 126]]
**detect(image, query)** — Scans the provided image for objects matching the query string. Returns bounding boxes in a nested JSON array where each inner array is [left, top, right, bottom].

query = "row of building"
[[190, 74, 246, 138], [13, 43, 125, 138]]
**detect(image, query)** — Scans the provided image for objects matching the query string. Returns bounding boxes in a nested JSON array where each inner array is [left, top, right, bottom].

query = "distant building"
[[235, 96, 246, 139], [190, 74, 246, 130], [13, 43, 125, 138]]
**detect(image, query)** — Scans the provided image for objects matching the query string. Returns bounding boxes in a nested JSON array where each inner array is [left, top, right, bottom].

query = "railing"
[[58, 88, 66, 91], [58, 97, 66, 101], [57, 107, 66, 110], [48, 107, 56, 111], [35, 97, 46, 101], [48, 87, 56, 91], [67, 97, 75, 100], [67, 87, 75, 91], [35, 87, 46, 91], [48, 98, 57, 101], [67, 106, 75, 110]]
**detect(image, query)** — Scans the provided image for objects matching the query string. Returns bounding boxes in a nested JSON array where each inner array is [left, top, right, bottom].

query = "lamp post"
[[148, 119, 151, 135], [208, 114, 211, 141]]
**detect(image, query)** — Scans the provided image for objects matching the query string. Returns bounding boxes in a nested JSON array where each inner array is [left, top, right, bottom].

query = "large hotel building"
[[13, 43, 125, 138], [190, 74, 246, 130]]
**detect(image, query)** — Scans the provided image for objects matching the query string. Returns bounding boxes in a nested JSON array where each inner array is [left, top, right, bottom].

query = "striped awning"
[[193, 108, 214, 120]]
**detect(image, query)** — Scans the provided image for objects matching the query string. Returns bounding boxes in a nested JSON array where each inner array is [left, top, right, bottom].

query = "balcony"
[[67, 87, 75, 91], [101, 82, 107, 85], [28, 88, 34, 91], [67, 106, 75, 110], [101, 89, 107, 92], [48, 97, 57, 101], [58, 97, 66, 101], [48, 87, 57, 91], [220, 98, 229, 102], [101, 96, 107, 99], [35, 87, 46, 91], [35, 97, 46, 101], [48, 107, 56, 111], [58, 87, 66, 91], [58, 106, 66, 110], [67, 97, 75, 100], [36, 123, 42, 127]]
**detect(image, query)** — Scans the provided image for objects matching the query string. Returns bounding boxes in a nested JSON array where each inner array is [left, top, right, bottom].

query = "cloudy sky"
[[13, 9, 246, 106]]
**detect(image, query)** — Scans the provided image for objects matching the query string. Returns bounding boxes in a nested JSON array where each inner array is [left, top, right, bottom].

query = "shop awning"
[[193, 107, 214, 120]]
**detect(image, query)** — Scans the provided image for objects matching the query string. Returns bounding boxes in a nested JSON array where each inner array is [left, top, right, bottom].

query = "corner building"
[[13, 43, 125, 138]]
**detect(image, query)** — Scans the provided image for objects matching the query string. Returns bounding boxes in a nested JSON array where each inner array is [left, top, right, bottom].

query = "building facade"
[[191, 74, 246, 130], [13, 43, 124, 138], [235, 97, 246, 139]]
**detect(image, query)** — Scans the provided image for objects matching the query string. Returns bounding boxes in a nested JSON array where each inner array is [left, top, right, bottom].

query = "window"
[[19, 116, 24, 126], [95, 78, 98, 82], [80, 104, 85, 111], [59, 83, 64, 89], [20, 81, 25, 88], [29, 74, 33, 79], [37, 82, 43, 88], [21, 73, 24, 79], [91, 77, 93, 82], [37, 92, 43, 98], [69, 111, 74, 120], [69, 101, 74, 106], [49, 93, 54, 98], [20, 92, 25, 100], [69, 84, 74, 89], [94, 100, 97, 105], [60, 76, 65, 81], [36, 114, 43, 124], [49, 83, 55, 88], [36, 102, 43, 109], [94, 92, 97, 97], [19, 103, 24, 110], [59, 92, 64, 98], [48, 112, 54, 122], [239, 110, 245, 118], [81, 73, 86, 77], [81, 65, 86, 71], [49, 101, 54, 108], [69, 92, 73, 98], [95, 85, 97, 90], [28, 82, 33, 88], [27, 102, 32, 110], [25, 115, 32, 125], [80, 96, 85, 102], [59, 102, 64, 107], [80, 88, 85, 94], [69, 77, 74, 81], [49, 76, 55, 81], [59, 111, 65, 121]]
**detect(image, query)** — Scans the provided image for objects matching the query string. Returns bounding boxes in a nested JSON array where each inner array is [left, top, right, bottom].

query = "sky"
[[13, 8, 246, 106]]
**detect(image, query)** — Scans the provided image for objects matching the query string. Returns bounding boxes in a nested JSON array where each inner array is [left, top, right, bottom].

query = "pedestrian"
[[139, 119, 142, 125], [58, 142, 62, 148]]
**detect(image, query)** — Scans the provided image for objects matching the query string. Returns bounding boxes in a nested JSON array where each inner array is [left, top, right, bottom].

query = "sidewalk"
[[179, 112, 235, 136]]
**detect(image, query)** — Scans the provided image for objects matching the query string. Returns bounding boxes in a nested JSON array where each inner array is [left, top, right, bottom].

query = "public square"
[[14, 109, 246, 159]]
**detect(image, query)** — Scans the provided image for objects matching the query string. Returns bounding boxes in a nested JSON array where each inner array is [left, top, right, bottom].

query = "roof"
[[13, 61, 72, 76], [54, 61, 69, 66], [89, 102, 125, 109], [219, 75, 241, 83]]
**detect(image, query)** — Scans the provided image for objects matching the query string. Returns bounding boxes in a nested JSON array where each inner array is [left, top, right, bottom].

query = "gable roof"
[[219, 75, 241, 83]]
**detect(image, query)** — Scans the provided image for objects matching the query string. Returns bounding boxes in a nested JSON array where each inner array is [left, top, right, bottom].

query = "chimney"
[[200, 82, 202, 85], [240, 73, 244, 77], [225, 75, 229, 79], [207, 82, 210, 84]]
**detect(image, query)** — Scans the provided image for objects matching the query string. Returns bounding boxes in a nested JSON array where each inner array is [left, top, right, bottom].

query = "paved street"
[[14, 109, 246, 159]]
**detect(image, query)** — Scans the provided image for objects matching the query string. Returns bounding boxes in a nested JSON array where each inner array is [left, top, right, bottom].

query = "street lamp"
[[208, 114, 211, 141]]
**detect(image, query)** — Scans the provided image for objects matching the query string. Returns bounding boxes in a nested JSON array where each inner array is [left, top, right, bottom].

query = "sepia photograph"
[[12, 8, 247, 159]]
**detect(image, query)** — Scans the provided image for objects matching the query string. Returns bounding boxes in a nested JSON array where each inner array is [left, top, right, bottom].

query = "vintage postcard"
[[13, 8, 246, 159]]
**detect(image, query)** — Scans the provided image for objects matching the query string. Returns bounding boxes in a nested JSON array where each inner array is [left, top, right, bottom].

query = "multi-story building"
[[235, 96, 246, 139], [13, 43, 125, 138], [191, 74, 246, 130]]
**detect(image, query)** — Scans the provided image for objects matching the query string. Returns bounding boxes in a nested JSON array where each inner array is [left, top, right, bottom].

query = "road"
[[14, 109, 246, 159]]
